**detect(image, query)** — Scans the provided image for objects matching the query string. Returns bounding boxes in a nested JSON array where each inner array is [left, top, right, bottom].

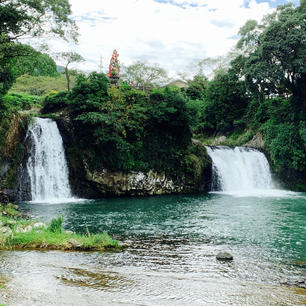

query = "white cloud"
[[48, 0, 288, 76]]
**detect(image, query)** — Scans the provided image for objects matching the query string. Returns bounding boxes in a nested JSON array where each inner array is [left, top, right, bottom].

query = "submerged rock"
[[216, 251, 233, 261]]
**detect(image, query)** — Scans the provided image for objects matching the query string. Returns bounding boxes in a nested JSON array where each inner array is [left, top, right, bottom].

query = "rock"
[[33, 222, 46, 229], [65, 230, 74, 235], [6, 220, 17, 226], [213, 136, 227, 145], [6, 203, 18, 210], [244, 133, 264, 149], [67, 238, 82, 249], [0, 191, 9, 204], [14, 224, 23, 233], [22, 225, 33, 233], [216, 251, 233, 261], [0, 227, 13, 236]]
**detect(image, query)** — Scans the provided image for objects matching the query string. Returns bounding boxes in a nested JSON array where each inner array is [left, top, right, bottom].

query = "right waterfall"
[[206, 146, 274, 192]]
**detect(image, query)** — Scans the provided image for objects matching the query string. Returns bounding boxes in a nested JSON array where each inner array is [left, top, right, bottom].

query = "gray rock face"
[[85, 167, 185, 196], [244, 133, 264, 149], [216, 251, 233, 261]]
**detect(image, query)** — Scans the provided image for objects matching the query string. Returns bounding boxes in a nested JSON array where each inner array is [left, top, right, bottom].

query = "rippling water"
[[1, 193, 306, 305]]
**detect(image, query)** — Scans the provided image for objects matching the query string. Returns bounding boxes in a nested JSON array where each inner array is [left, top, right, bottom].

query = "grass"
[[0, 204, 120, 251]]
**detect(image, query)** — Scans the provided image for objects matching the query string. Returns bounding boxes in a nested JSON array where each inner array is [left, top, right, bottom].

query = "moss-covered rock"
[[0, 113, 30, 200]]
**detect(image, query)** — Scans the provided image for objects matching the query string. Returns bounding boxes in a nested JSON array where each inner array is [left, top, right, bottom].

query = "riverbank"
[[0, 203, 119, 251]]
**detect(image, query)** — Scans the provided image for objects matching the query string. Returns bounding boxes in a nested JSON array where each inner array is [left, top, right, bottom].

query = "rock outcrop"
[[84, 168, 184, 196], [244, 133, 264, 149]]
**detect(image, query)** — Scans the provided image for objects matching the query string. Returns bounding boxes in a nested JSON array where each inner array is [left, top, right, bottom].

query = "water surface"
[[1, 193, 306, 305]]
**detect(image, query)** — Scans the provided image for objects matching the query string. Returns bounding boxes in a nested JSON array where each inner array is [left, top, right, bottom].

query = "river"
[[1, 192, 305, 305]]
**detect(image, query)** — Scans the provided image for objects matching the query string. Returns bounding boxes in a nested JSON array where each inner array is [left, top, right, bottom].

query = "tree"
[[56, 52, 84, 91], [235, 3, 306, 103], [122, 61, 169, 92], [0, 0, 77, 42], [0, 0, 78, 102], [10, 45, 58, 78], [185, 75, 208, 100]]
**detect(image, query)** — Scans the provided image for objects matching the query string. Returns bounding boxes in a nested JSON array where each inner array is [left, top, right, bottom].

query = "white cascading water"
[[206, 146, 274, 193], [26, 118, 72, 202]]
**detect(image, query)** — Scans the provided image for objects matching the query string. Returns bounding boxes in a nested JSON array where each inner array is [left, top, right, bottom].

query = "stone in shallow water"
[[216, 251, 233, 261]]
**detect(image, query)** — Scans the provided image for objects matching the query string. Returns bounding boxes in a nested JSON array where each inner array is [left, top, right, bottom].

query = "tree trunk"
[[65, 65, 70, 91]]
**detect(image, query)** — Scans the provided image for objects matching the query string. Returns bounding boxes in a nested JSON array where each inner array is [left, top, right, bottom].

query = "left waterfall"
[[25, 117, 72, 202]]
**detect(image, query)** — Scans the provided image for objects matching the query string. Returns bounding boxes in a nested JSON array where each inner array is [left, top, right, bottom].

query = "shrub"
[[47, 216, 64, 234]]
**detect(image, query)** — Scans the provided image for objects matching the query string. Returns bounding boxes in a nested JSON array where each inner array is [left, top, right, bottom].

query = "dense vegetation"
[[42, 73, 206, 181]]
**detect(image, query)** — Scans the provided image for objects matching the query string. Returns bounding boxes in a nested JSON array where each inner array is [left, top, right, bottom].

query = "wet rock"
[[67, 238, 82, 249], [6, 203, 18, 210], [0, 191, 9, 204], [6, 220, 17, 226], [294, 279, 306, 289], [33, 222, 46, 229], [280, 279, 306, 289], [22, 225, 33, 233], [216, 251, 233, 261], [0, 227, 13, 236]]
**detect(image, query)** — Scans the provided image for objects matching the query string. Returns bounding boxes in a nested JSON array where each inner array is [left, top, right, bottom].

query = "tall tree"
[[56, 51, 84, 90], [234, 3, 306, 103], [122, 61, 169, 92]]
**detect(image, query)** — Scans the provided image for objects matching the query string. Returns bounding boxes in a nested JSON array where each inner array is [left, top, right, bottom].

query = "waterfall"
[[206, 146, 274, 193], [25, 117, 73, 202]]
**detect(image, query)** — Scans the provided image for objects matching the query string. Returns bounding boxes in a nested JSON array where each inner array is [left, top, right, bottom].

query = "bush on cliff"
[[42, 73, 196, 178]]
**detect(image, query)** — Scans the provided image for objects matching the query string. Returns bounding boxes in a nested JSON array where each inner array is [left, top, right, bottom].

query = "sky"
[[51, 0, 299, 77]]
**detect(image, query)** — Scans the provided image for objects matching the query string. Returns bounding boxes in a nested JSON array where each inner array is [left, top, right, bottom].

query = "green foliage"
[[3, 93, 42, 111], [185, 75, 207, 100], [42, 91, 69, 113], [0, 0, 77, 42], [47, 216, 64, 234], [44, 73, 193, 177], [0, 0, 78, 107], [200, 73, 248, 135], [10, 45, 59, 78], [235, 3, 306, 103]]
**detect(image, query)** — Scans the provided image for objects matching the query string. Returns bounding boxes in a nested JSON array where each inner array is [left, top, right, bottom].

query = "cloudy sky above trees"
[[52, 0, 299, 76]]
